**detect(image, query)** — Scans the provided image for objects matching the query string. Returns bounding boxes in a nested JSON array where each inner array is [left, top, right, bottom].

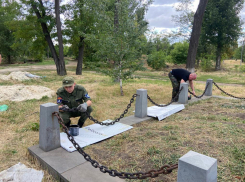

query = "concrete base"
[[28, 115, 152, 182]]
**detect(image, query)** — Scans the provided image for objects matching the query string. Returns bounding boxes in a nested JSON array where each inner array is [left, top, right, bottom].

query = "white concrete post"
[[204, 79, 213, 96], [178, 83, 188, 104], [39, 103, 60, 152], [135, 89, 147, 118], [177, 151, 217, 182]]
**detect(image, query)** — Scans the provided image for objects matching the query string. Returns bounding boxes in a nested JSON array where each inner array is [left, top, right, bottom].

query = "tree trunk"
[[120, 79, 124, 96], [114, 0, 120, 82], [186, 0, 208, 73], [55, 0, 66, 75], [7, 55, 11, 64], [215, 47, 221, 70], [31, 0, 65, 75], [76, 37, 85, 75]]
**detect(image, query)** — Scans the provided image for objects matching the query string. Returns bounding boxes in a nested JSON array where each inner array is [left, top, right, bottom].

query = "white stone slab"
[[177, 151, 217, 182], [0, 162, 44, 182], [60, 120, 133, 152], [147, 104, 185, 121]]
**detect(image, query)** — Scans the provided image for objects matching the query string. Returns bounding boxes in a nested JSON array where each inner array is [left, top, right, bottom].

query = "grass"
[[0, 59, 244, 181]]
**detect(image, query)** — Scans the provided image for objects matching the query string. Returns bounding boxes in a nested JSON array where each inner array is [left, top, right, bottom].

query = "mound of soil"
[[0, 85, 55, 102]]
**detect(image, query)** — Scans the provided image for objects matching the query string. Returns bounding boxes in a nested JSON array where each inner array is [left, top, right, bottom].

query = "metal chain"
[[53, 112, 178, 179], [188, 82, 210, 98], [86, 94, 138, 125], [147, 86, 183, 107], [213, 81, 245, 99]]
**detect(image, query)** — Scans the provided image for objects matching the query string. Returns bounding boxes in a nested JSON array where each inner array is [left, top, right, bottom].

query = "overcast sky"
[[145, 0, 245, 37]]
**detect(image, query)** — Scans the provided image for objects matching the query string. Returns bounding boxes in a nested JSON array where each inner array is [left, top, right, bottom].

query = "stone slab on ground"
[[0, 162, 44, 182]]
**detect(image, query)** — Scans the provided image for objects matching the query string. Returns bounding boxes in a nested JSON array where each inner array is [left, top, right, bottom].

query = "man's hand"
[[192, 90, 196, 95], [59, 105, 69, 112], [77, 103, 87, 112]]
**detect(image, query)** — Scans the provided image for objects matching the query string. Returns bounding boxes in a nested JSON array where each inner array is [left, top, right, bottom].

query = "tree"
[[186, 0, 208, 72], [23, 0, 66, 75], [0, 0, 21, 63], [55, 0, 66, 75], [87, 0, 152, 95], [200, 0, 244, 70], [171, 0, 194, 41], [64, 0, 98, 75]]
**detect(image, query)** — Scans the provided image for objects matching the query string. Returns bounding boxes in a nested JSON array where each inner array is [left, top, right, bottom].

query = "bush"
[[147, 51, 166, 70], [200, 58, 214, 72], [169, 41, 189, 64]]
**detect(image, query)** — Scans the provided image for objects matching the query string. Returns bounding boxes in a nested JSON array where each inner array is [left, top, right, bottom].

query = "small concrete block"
[[120, 115, 152, 125], [178, 83, 188, 104], [135, 89, 147, 118], [39, 103, 60, 152], [177, 151, 217, 182]]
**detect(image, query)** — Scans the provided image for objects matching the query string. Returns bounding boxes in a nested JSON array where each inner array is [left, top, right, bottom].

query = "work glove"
[[59, 105, 69, 112], [77, 103, 87, 112]]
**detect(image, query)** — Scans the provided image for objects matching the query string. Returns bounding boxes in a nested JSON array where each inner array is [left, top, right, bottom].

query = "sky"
[[145, 0, 199, 33], [145, 0, 245, 40]]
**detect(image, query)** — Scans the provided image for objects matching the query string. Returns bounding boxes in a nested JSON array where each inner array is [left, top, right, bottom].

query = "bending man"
[[168, 69, 197, 102]]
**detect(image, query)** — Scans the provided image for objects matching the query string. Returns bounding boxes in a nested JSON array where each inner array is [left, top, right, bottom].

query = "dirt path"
[[0, 61, 77, 74]]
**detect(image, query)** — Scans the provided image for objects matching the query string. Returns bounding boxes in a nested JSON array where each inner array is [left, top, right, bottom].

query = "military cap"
[[62, 76, 74, 87]]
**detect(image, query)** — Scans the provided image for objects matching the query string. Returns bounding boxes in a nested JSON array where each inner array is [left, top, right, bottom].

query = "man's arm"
[[189, 80, 196, 95]]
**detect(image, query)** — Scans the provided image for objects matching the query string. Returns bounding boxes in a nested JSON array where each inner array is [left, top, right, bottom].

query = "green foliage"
[[200, 57, 215, 72], [86, 0, 152, 82], [169, 41, 189, 64], [199, 0, 244, 67], [147, 51, 166, 70]]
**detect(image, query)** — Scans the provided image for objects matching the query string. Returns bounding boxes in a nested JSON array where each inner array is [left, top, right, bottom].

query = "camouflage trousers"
[[168, 72, 180, 100], [60, 106, 93, 128]]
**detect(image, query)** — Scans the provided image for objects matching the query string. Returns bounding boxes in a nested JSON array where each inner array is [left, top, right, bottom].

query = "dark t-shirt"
[[171, 69, 191, 82]]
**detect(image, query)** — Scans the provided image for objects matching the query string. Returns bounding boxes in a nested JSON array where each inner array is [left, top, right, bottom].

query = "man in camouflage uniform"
[[56, 76, 93, 128], [168, 69, 197, 102]]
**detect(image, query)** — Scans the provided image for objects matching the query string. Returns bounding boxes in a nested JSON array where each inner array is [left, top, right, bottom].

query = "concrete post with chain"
[[177, 151, 217, 182], [178, 83, 188, 104], [39, 103, 60, 152], [135, 89, 147, 118], [204, 79, 213, 96]]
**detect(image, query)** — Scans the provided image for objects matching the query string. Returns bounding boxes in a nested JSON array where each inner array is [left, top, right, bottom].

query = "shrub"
[[169, 41, 189, 64], [147, 51, 166, 70]]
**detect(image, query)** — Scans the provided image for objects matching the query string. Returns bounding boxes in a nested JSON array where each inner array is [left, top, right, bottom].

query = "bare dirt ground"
[[0, 62, 76, 102], [0, 61, 77, 74]]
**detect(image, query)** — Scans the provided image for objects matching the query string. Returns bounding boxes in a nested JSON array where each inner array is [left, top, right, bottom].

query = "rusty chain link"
[[53, 112, 178, 179], [147, 86, 183, 107], [188, 82, 210, 98], [213, 81, 245, 99], [59, 94, 138, 126]]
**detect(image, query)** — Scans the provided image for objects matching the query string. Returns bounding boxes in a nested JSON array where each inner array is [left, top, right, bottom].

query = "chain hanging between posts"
[[188, 82, 210, 98], [213, 81, 245, 99], [53, 112, 178, 179], [147, 86, 183, 107], [86, 94, 138, 125]]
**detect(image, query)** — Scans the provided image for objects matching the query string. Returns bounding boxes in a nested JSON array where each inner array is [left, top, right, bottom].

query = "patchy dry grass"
[[0, 59, 244, 181]]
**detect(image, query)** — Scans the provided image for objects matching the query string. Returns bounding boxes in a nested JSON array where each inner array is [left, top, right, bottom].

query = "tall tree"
[[55, 0, 66, 75], [200, 0, 244, 70], [88, 0, 152, 95], [0, 0, 21, 63], [64, 0, 98, 75], [186, 0, 208, 72], [24, 0, 66, 75]]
